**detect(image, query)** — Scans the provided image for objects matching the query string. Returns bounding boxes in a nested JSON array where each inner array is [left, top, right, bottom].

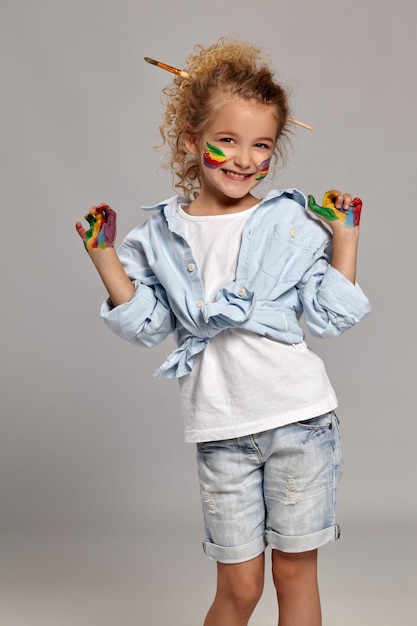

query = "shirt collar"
[[140, 188, 307, 218]]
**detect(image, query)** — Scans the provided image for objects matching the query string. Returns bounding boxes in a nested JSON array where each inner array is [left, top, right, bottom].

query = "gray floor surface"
[[0, 522, 415, 625]]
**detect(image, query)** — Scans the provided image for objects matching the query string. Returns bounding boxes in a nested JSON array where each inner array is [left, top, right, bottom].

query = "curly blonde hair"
[[159, 38, 291, 199]]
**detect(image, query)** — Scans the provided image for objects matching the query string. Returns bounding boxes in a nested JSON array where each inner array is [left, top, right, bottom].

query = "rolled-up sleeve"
[[101, 281, 175, 347], [100, 221, 176, 347], [298, 258, 371, 338]]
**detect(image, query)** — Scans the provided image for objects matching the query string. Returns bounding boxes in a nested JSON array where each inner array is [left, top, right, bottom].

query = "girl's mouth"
[[221, 169, 253, 181]]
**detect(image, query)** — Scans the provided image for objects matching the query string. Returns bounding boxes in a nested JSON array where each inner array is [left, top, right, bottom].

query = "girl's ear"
[[184, 131, 199, 155]]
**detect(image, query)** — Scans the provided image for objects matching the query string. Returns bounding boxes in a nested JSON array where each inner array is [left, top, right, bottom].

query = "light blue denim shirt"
[[101, 189, 371, 378]]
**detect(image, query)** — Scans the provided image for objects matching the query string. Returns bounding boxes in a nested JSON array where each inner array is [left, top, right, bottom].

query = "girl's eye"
[[220, 137, 233, 144], [255, 143, 269, 149]]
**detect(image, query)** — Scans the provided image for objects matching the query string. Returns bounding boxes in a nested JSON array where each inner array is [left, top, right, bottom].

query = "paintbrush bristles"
[[143, 57, 159, 68], [144, 56, 313, 130]]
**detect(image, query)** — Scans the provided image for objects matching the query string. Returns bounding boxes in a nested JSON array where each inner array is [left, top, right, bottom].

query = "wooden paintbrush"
[[144, 56, 190, 79]]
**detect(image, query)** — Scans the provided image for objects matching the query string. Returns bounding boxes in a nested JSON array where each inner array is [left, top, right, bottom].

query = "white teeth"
[[224, 170, 249, 180]]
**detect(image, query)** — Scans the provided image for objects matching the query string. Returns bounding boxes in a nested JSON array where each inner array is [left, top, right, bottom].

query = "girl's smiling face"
[[185, 97, 279, 213]]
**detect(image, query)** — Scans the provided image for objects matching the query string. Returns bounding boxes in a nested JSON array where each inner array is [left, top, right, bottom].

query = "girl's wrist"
[[88, 246, 119, 268], [331, 223, 360, 242]]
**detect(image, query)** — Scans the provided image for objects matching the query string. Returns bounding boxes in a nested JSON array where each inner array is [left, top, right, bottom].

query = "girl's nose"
[[234, 149, 251, 169]]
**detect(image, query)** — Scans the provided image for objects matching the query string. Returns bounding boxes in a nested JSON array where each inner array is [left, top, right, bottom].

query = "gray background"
[[1, 0, 415, 624]]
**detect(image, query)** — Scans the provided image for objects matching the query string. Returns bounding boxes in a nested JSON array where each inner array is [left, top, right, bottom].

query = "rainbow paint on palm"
[[255, 158, 271, 181], [203, 142, 227, 168], [307, 190, 362, 228], [83, 204, 116, 252]]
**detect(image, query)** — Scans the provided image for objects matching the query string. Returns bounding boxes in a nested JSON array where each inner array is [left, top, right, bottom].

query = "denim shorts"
[[196, 411, 344, 564]]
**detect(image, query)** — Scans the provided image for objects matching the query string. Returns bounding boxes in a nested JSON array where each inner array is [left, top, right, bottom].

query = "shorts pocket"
[[295, 412, 334, 445]]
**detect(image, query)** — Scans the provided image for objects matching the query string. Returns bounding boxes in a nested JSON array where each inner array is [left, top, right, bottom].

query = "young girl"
[[76, 39, 370, 626]]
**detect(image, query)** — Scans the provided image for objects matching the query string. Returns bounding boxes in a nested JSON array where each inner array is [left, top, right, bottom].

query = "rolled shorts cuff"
[[202, 534, 267, 564], [266, 524, 341, 553]]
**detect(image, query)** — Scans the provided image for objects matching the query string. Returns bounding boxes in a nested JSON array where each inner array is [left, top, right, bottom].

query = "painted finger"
[[322, 190, 341, 209], [96, 204, 117, 247], [349, 197, 362, 227], [307, 195, 339, 221]]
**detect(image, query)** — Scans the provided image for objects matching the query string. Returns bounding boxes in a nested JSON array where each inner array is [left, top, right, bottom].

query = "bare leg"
[[204, 552, 265, 626], [272, 549, 321, 626]]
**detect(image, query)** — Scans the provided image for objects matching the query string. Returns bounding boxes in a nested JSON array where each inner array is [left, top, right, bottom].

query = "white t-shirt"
[[177, 205, 337, 443]]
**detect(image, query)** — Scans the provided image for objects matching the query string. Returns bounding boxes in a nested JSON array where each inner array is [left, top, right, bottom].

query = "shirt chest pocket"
[[262, 223, 316, 283]]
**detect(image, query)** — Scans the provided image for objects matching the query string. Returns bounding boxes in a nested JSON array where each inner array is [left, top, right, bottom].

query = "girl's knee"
[[225, 581, 263, 614], [272, 549, 318, 592], [217, 555, 264, 611]]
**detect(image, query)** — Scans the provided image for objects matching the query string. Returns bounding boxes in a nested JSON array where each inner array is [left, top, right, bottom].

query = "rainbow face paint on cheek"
[[203, 142, 227, 169], [255, 158, 271, 181], [307, 193, 362, 228]]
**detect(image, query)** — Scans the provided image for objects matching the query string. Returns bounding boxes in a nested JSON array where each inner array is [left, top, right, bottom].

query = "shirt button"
[[290, 228, 297, 238], [196, 300, 204, 308], [238, 287, 246, 297], [187, 263, 195, 272]]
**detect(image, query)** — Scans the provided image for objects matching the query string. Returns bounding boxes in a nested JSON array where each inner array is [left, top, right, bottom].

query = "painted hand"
[[307, 190, 362, 228], [75, 204, 117, 252]]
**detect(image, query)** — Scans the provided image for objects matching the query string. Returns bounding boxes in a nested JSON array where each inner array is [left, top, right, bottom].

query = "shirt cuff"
[[100, 282, 156, 341], [318, 266, 372, 324]]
